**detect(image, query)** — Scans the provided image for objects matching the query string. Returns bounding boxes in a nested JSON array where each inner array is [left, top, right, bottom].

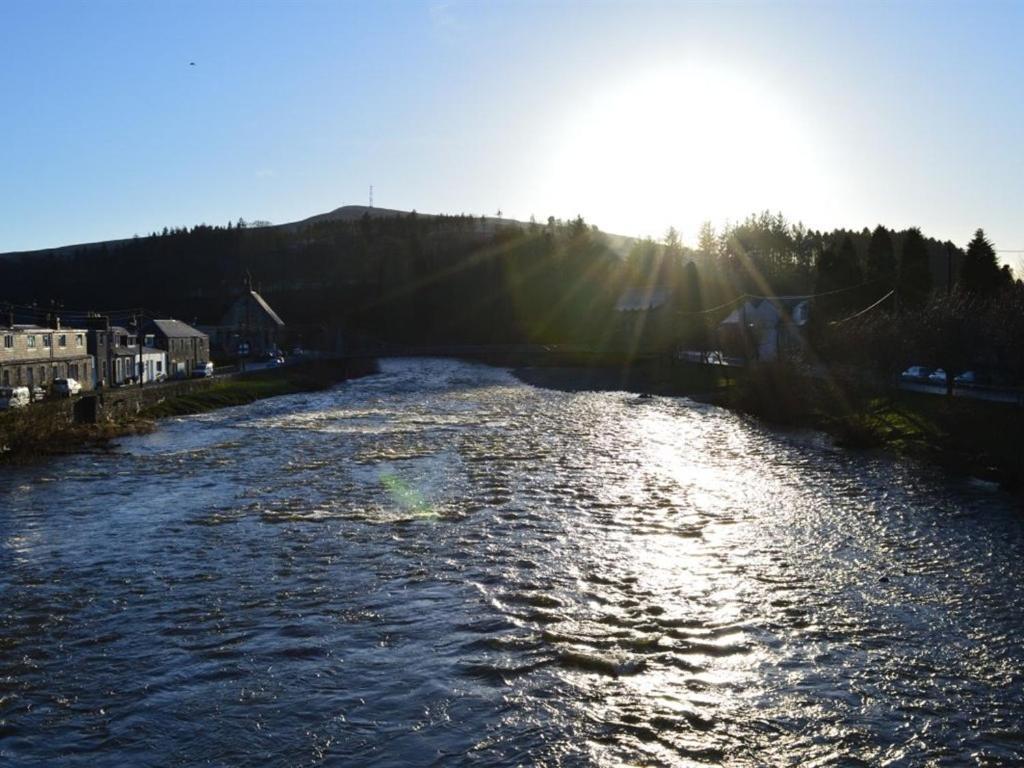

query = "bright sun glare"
[[544, 64, 839, 241]]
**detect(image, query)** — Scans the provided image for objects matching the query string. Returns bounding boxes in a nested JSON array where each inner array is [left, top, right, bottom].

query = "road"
[[899, 380, 1023, 404]]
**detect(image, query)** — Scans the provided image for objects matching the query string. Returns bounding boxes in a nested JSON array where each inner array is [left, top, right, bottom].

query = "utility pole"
[[133, 314, 144, 388], [946, 243, 954, 295]]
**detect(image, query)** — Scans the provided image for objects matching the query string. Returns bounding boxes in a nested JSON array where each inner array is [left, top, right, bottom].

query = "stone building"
[[718, 297, 810, 363], [85, 318, 168, 386], [203, 280, 286, 359], [0, 319, 94, 391], [142, 319, 209, 378]]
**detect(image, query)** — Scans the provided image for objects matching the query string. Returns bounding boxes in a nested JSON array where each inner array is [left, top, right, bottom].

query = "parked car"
[[927, 369, 948, 385], [52, 378, 82, 397], [900, 365, 932, 383], [0, 386, 31, 410], [954, 370, 987, 387], [192, 361, 214, 378]]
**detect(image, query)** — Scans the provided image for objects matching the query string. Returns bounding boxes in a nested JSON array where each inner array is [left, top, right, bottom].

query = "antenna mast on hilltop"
[[369, 185, 374, 209]]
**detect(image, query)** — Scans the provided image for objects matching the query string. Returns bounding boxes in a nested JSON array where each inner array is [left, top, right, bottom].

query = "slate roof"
[[720, 298, 810, 328], [615, 287, 671, 312], [147, 319, 207, 339], [248, 291, 285, 326]]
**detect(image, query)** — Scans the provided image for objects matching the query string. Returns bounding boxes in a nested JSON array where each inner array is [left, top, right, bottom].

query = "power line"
[[828, 290, 896, 326], [675, 279, 883, 317]]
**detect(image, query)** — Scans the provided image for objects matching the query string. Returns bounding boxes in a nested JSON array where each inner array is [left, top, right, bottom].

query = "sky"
[[1, 0, 1022, 263]]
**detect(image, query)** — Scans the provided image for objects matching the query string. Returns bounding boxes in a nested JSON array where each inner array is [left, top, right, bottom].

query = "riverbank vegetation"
[[140, 362, 375, 418], [0, 360, 377, 463], [723, 362, 1024, 489]]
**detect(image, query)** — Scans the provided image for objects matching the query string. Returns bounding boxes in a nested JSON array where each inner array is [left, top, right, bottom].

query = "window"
[[1, 370, 8, 386], [76, 334, 84, 347], [156, 361, 162, 372], [43, 334, 52, 348], [145, 334, 155, 346], [27, 335, 36, 349], [58, 334, 67, 348], [3, 335, 11, 349]]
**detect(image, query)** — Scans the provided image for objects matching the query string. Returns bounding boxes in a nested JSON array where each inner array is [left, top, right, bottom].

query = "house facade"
[[203, 284, 286, 360], [718, 297, 810, 362], [613, 286, 675, 355], [84, 320, 165, 386], [0, 321, 94, 391], [143, 319, 209, 378]]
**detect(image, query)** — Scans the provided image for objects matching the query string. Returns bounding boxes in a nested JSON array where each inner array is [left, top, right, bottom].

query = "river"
[[1, 358, 1022, 766]]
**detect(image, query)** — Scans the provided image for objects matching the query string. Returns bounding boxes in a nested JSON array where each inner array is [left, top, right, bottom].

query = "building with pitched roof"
[[718, 297, 810, 362], [1, 316, 93, 391], [142, 318, 210, 378], [203, 278, 287, 359]]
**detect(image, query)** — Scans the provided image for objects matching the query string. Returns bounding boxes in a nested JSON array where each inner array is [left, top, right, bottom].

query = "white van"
[[0, 386, 31, 410], [192, 361, 214, 378]]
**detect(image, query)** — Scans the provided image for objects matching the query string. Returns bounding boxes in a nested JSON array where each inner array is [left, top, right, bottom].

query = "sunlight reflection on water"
[[1, 358, 1023, 766]]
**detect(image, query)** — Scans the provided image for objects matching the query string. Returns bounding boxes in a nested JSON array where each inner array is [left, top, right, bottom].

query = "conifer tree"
[[898, 227, 932, 309], [865, 225, 896, 287], [960, 228, 1002, 295]]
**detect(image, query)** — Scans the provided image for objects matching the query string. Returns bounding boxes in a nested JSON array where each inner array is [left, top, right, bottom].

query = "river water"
[[1, 358, 1023, 766]]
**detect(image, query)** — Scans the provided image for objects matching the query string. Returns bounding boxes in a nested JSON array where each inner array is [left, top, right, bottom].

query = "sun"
[[541, 63, 838, 241]]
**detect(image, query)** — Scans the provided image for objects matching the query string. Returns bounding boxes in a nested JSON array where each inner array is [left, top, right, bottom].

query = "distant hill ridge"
[[0, 205, 549, 260]]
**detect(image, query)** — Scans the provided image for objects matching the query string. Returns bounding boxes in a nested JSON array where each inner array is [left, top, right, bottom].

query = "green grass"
[[1, 359, 378, 463], [140, 362, 371, 418], [723, 363, 1024, 488]]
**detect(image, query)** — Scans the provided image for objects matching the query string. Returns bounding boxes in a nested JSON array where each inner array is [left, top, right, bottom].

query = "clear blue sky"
[[2, 0, 1022, 263]]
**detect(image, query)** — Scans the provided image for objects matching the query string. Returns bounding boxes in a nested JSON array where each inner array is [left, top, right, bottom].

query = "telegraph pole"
[[133, 314, 144, 388]]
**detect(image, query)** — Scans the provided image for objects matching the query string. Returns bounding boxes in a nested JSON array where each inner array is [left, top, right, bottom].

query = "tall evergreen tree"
[[898, 227, 932, 309], [814, 235, 863, 318], [696, 221, 717, 264], [864, 225, 896, 287], [960, 228, 1002, 295]]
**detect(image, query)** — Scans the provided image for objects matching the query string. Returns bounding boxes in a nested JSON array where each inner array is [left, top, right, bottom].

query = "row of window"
[[2, 333, 85, 350], [0, 361, 86, 387]]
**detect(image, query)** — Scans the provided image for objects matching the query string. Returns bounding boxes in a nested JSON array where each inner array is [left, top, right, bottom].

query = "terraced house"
[[0, 318, 94, 391]]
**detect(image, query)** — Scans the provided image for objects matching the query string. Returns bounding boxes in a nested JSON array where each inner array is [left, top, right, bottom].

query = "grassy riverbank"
[[513, 358, 734, 397], [0, 359, 378, 463], [514, 358, 1024, 491], [140, 361, 376, 418], [718, 363, 1024, 490]]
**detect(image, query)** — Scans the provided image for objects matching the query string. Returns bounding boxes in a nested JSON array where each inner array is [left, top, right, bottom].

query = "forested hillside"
[[0, 209, 1014, 348]]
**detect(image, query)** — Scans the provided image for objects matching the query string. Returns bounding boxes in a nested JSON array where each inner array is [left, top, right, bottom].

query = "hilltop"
[[0, 205, 636, 262]]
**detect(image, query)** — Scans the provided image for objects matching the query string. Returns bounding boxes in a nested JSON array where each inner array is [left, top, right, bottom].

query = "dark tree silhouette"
[[864, 225, 896, 288], [898, 227, 932, 309], [960, 228, 1004, 296]]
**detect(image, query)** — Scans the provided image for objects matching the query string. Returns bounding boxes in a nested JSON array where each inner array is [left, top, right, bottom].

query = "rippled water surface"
[[2, 358, 1024, 766]]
